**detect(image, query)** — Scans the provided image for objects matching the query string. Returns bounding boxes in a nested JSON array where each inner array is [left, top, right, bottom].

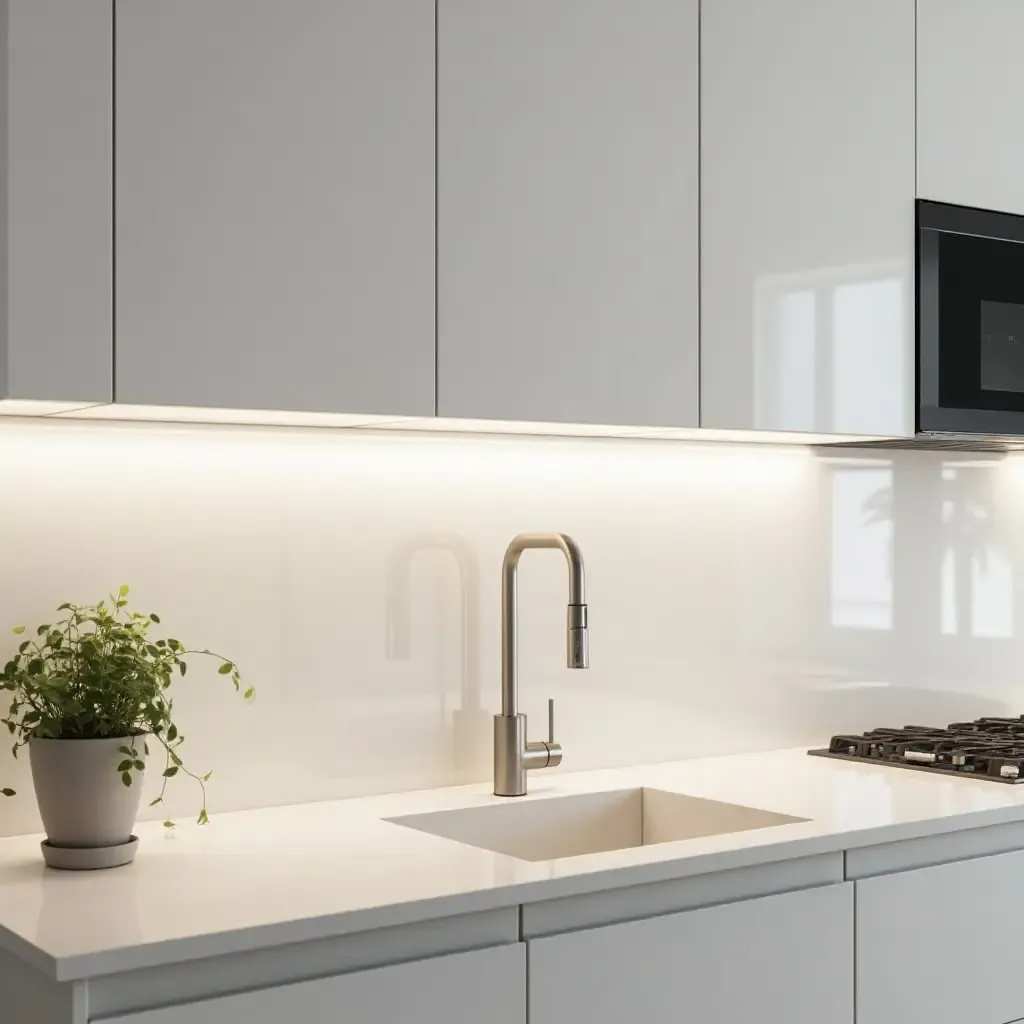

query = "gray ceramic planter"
[[29, 736, 145, 849]]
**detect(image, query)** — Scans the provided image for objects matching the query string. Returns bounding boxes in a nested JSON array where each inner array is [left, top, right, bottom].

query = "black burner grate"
[[808, 717, 1024, 783]]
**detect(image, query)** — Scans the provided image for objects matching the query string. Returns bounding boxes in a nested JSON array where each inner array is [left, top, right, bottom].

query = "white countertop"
[[5, 747, 1024, 981]]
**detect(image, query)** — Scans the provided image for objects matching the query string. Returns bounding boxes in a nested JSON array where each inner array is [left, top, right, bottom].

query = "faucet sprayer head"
[[567, 603, 589, 669]]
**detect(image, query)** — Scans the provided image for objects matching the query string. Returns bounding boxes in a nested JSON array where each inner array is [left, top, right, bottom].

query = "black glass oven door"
[[919, 200, 1024, 434]]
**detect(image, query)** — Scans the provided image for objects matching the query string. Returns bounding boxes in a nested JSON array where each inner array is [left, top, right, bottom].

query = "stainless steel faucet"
[[494, 532, 589, 797]]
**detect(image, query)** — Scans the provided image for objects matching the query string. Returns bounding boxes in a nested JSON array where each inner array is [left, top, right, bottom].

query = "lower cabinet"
[[94, 944, 525, 1024], [528, 882, 853, 1024], [857, 848, 1024, 1024]]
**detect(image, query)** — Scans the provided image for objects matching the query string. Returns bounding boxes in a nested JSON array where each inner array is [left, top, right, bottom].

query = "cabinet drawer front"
[[95, 944, 525, 1024], [529, 882, 853, 1024], [857, 849, 1024, 1024]]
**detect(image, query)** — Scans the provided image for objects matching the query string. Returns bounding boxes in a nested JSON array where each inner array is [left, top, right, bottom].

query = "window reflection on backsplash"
[[813, 448, 1020, 735]]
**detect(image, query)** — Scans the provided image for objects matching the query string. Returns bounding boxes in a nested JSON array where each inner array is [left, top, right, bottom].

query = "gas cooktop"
[[808, 717, 1024, 783]]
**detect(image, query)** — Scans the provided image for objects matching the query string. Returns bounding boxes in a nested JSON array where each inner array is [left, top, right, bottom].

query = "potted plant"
[[0, 586, 252, 870]]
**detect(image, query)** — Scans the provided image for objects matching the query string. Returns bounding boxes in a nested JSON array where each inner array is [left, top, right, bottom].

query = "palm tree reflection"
[[859, 460, 1007, 638]]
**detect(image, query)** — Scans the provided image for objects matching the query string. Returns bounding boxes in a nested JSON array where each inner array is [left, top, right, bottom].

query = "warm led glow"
[[0, 399, 104, 416], [0, 414, 812, 502], [56, 402, 404, 430], [53, 403, 892, 446]]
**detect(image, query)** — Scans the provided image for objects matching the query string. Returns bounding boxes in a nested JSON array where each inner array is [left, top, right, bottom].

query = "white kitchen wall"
[[0, 418, 1021, 837]]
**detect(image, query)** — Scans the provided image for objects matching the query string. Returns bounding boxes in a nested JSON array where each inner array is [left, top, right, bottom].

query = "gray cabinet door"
[[3, 0, 112, 404], [115, 0, 435, 416], [918, 0, 1024, 215], [437, 0, 698, 429], [857, 849, 1024, 1024], [95, 944, 526, 1024], [529, 883, 853, 1024], [700, 0, 915, 437]]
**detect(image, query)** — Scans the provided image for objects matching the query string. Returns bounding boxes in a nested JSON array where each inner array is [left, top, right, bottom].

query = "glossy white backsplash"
[[0, 419, 1020, 837]]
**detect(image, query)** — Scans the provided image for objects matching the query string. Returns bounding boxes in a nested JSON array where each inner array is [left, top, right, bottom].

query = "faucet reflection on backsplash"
[[385, 532, 492, 781]]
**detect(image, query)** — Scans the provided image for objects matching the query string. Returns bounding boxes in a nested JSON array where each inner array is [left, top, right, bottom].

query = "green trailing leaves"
[[0, 591, 251, 826]]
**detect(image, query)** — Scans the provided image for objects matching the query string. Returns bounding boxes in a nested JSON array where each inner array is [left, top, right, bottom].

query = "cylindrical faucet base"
[[494, 714, 528, 797]]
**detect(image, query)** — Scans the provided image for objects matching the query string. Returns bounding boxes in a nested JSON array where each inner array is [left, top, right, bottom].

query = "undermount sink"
[[389, 788, 808, 862]]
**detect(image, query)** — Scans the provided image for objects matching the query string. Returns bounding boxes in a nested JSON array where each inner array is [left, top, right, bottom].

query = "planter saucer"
[[41, 835, 139, 871]]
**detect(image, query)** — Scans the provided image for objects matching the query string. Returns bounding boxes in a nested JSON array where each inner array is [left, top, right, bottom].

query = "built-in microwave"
[[918, 200, 1024, 446]]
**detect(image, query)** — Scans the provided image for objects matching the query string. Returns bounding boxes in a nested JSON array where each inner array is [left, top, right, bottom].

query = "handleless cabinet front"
[[114, 0, 435, 417], [918, 0, 1024, 216], [92, 944, 525, 1024], [529, 883, 853, 1024], [437, 0, 698, 429], [857, 849, 1024, 1024], [700, 0, 915, 437], [2, 0, 112, 406]]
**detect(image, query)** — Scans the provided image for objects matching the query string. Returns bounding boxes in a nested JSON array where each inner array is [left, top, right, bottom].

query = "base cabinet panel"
[[528, 883, 853, 1024], [93, 944, 525, 1024], [857, 849, 1024, 1024]]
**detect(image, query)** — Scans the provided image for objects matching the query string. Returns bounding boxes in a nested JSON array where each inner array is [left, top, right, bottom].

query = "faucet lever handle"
[[548, 698, 555, 743]]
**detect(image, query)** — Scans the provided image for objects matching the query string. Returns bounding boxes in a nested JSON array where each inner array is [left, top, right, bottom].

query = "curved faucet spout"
[[500, 532, 588, 720]]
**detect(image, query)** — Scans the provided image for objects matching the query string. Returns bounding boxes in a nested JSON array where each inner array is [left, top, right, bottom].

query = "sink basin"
[[389, 788, 807, 862]]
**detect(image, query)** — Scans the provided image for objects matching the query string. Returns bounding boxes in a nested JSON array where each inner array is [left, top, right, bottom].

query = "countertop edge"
[[24, 799, 1024, 982]]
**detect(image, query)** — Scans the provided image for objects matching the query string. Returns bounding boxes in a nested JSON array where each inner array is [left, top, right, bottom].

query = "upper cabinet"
[[918, 1, 1024, 215], [700, 0, 915, 438], [437, 0, 699, 429], [2, 0, 112, 406], [4, 0, 924, 434], [114, 0, 435, 416]]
